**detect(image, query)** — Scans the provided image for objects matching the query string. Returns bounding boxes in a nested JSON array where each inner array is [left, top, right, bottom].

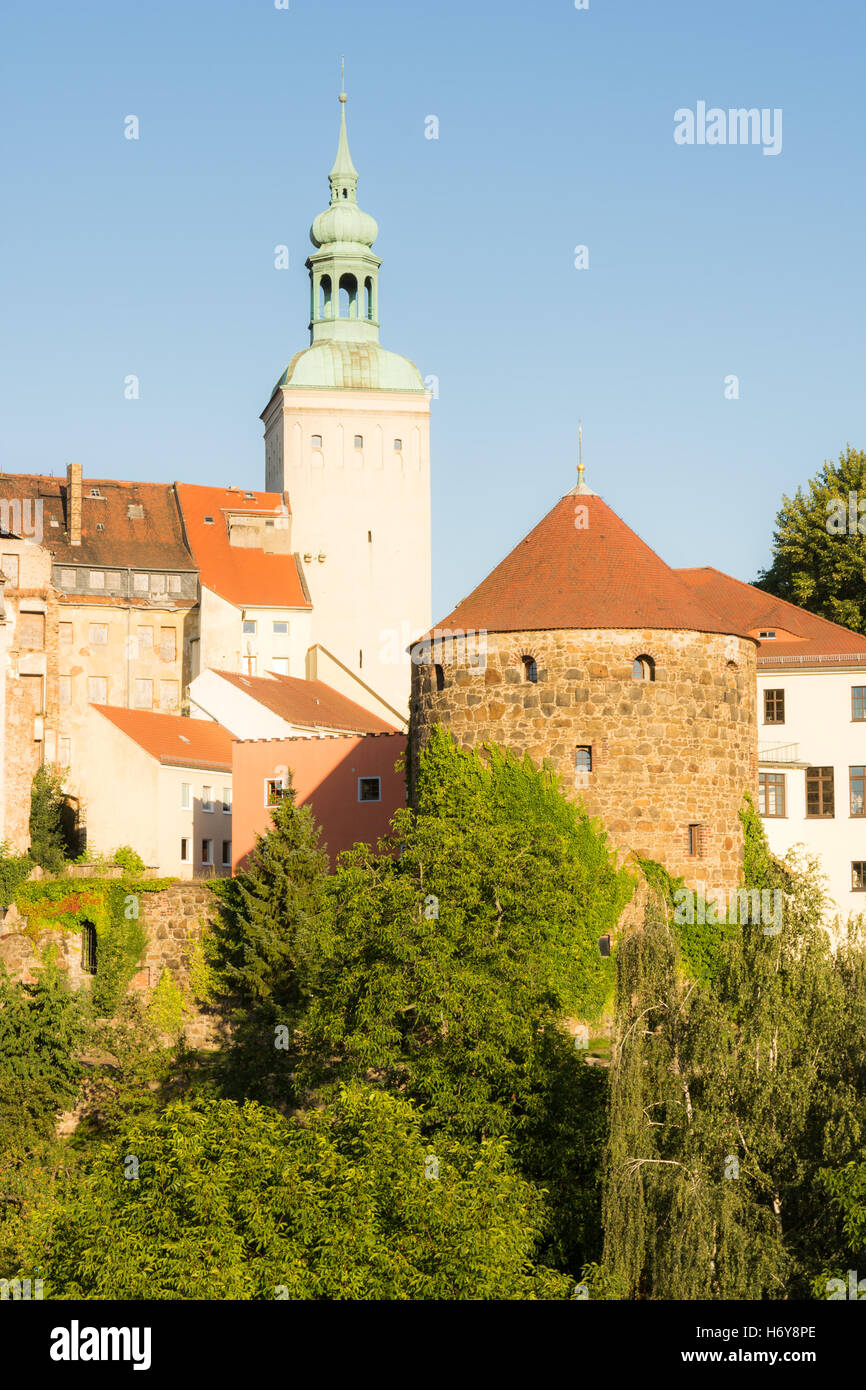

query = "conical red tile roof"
[[429, 490, 751, 638]]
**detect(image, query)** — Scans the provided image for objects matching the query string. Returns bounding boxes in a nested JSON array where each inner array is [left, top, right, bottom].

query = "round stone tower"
[[410, 482, 758, 896]]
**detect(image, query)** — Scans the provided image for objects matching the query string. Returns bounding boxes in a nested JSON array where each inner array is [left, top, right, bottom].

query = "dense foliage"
[[597, 818, 866, 1300], [27, 1086, 569, 1300], [756, 444, 866, 632], [3, 724, 865, 1302], [28, 765, 69, 873]]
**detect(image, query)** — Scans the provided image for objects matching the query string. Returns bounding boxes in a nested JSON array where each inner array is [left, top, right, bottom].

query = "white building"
[[84, 706, 234, 878], [261, 84, 432, 718], [187, 667, 398, 740], [679, 566, 866, 919]]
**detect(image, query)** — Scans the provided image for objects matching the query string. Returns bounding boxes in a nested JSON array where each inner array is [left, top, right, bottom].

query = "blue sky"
[[2, 0, 864, 617]]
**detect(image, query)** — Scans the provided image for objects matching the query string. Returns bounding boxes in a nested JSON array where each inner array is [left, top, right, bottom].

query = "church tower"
[[261, 79, 431, 719]]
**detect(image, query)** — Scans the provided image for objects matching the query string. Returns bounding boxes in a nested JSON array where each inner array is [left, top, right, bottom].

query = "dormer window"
[[89, 488, 102, 498], [204, 515, 214, 524], [244, 492, 255, 500], [759, 630, 776, 639]]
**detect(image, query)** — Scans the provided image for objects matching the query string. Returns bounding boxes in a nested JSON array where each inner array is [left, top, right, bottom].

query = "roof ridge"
[[676, 565, 866, 642]]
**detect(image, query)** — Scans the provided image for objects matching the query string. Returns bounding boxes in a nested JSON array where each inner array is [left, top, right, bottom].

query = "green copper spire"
[[307, 71, 381, 346], [329, 73, 359, 201]]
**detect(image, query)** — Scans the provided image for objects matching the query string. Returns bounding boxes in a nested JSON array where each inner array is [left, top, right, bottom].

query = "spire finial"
[[329, 56, 358, 200], [577, 420, 585, 487]]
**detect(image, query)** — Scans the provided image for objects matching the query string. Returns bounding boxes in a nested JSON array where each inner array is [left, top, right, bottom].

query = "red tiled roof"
[[175, 484, 310, 609], [212, 670, 398, 734], [677, 567, 866, 664], [0, 473, 196, 571], [92, 705, 234, 770], [427, 491, 750, 638]]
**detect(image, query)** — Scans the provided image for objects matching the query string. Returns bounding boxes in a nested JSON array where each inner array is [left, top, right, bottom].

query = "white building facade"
[[261, 85, 431, 718]]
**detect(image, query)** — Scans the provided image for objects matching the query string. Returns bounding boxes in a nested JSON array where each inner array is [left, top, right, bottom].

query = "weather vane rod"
[[577, 420, 585, 487]]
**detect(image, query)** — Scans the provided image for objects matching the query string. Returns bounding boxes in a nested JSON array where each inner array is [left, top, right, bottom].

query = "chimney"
[[67, 463, 82, 546]]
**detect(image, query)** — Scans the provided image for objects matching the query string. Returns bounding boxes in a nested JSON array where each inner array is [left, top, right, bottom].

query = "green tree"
[[0, 954, 87, 1148], [598, 816, 866, 1299], [0, 955, 88, 1279], [756, 444, 866, 632], [27, 1085, 570, 1300], [208, 781, 330, 1103], [296, 728, 630, 1274], [28, 765, 69, 873], [302, 729, 630, 1138]]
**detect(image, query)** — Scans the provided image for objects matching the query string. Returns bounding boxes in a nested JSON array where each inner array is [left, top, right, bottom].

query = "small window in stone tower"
[[523, 656, 538, 683], [687, 824, 704, 857], [633, 655, 655, 681], [434, 663, 445, 692], [354, 435, 364, 450], [312, 434, 322, 448], [575, 746, 592, 773]]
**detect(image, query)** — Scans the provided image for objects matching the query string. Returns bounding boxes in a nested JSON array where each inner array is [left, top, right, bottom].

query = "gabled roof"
[[0, 473, 195, 571], [211, 670, 398, 734], [92, 706, 234, 771], [427, 490, 750, 639], [174, 483, 310, 609], [677, 567, 866, 666]]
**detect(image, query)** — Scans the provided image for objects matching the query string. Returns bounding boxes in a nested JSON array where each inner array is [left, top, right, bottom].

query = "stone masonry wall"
[[0, 880, 219, 1049], [410, 627, 758, 895]]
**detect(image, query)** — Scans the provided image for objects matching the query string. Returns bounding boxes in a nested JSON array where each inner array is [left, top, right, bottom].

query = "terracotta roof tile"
[[92, 705, 234, 770], [676, 567, 866, 665], [175, 483, 310, 609], [212, 670, 398, 734], [426, 491, 750, 639]]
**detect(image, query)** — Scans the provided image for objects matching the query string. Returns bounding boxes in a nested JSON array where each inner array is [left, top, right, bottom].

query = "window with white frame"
[[201, 838, 213, 865], [265, 778, 287, 807], [180, 838, 192, 863], [88, 623, 108, 645], [181, 783, 191, 810], [202, 786, 214, 812], [88, 676, 107, 703], [89, 570, 105, 589], [222, 787, 232, 814], [221, 840, 232, 867]]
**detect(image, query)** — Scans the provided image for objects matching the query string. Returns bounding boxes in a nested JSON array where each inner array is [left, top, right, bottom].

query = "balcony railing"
[[758, 741, 802, 764]]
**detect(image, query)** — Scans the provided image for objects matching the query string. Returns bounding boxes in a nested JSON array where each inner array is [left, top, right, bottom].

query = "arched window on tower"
[[364, 277, 373, 320], [319, 274, 332, 320], [632, 655, 655, 682], [522, 655, 538, 683], [339, 273, 358, 319]]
